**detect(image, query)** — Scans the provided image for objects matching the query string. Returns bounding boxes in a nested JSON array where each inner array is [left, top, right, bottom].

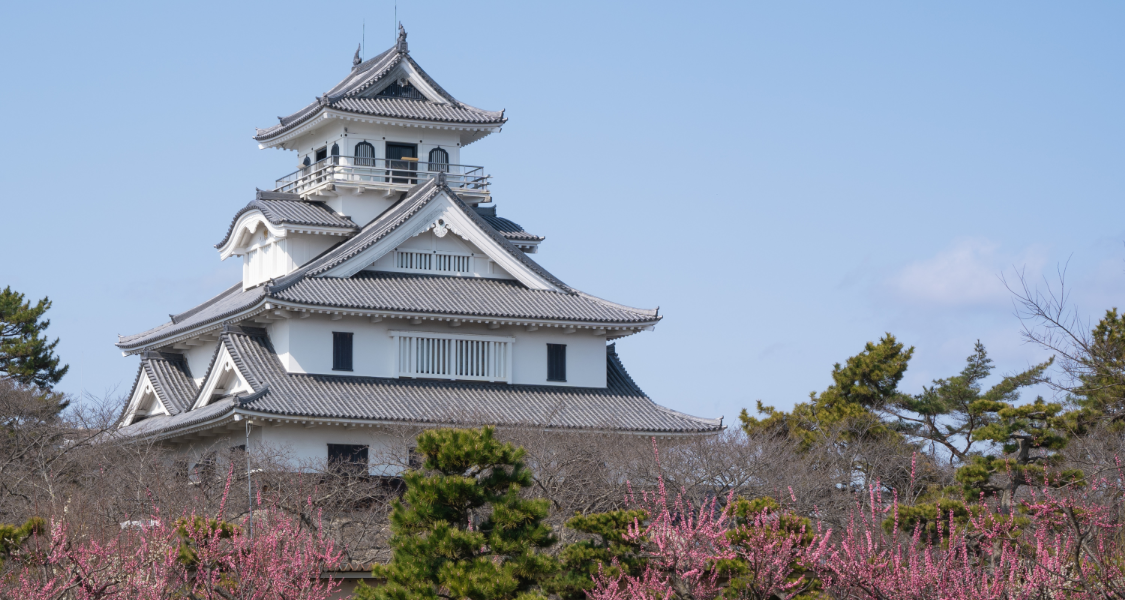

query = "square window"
[[547, 344, 566, 382], [333, 332, 353, 371], [328, 444, 369, 476]]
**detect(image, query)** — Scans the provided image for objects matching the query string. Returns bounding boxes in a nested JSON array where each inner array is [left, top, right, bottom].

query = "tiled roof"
[[215, 191, 358, 249], [274, 178, 567, 290], [119, 180, 657, 352], [274, 272, 657, 322], [121, 351, 197, 421], [141, 352, 198, 415], [329, 98, 503, 124], [117, 283, 266, 350], [254, 38, 504, 142], [117, 328, 720, 437], [115, 398, 237, 439], [479, 215, 543, 242]]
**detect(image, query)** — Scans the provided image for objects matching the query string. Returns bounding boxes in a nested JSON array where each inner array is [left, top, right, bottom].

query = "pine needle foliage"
[[543, 509, 648, 600], [0, 517, 44, 567], [0, 287, 68, 390], [359, 427, 557, 600]]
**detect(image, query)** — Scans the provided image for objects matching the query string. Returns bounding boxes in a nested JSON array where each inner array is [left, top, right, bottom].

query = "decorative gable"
[[191, 342, 254, 410], [316, 185, 560, 291], [121, 371, 170, 426], [375, 79, 426, 100]]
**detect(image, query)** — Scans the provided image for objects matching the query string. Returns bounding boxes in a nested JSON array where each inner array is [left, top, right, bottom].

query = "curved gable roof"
[[254, 30, 505, 143], [215, 191, 359, 249]]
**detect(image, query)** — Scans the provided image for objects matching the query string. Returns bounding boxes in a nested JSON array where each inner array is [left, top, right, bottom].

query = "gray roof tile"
[[118, 328, 718, 436], [255, 41, 504, 142], [215, 191, 359, 248], [274, 272, 657, 322], [479, 215, 543, 242]]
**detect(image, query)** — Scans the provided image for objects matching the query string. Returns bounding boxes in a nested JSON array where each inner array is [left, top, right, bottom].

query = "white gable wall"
[[270, 313, 607, 388], [183, 342, 219, 387], [364, 229, 516, 280]]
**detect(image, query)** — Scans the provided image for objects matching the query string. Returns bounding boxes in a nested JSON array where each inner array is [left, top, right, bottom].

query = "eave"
[[256, 109, 503, 150], [119, 297, 660, 356], [133, 408, 720, 444]]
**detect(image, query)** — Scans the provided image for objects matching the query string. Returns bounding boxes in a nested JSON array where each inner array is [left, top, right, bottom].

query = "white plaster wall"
[[287, 121, 464, 170], [285, 232, 342, 269], [363, 229, 516, 280], [257, 425, 405, 475], [268, 319, 292, 371], [325, 194, 396, 227], [184, 342, 219, 387], [278, 314, 607, 387]]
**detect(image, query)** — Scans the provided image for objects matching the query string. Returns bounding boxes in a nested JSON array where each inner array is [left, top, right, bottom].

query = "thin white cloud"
[[889, 238, 1045, 308]]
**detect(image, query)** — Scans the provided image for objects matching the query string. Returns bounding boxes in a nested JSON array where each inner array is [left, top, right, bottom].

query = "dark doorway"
[[315, 146, 328, 162], [328, 444, 369, 476], [386, 142, 417, 184]]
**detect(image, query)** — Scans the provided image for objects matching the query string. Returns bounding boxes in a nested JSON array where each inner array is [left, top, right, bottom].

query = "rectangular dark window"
[[332, 332, 353, 371], [547, 344, 566, 382], [328, 444, 369, 476]]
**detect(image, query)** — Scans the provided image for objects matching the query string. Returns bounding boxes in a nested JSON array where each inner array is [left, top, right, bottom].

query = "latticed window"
[[428, 147, 449, 172], [332, 332, 353, 371], [391, 331, 513, 383], [547, 344, 567, 382], [376, 80, 425, 100], [354, 141, 375, 167]]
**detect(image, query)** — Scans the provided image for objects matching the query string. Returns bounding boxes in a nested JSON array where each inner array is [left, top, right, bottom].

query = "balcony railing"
[[274, 156, 490, 198]]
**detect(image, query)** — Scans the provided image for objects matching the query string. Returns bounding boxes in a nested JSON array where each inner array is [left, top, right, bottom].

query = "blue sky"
[[1, 1, 1122, 423]]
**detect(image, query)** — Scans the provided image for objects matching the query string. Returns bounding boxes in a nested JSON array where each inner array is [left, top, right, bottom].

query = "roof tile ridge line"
[[298, 178, 442, 278], [118, 319, 174, 342], [224, 329, 269, 392], [402, 55, 461, 107], [214, 199, 269, 249], [169, 281, 246, 325], [154, 354, 199, 413], [142, 360, 176, 415], [572, 290, 659, 318], [340, 52, 405, 99], [606, 347, 645, 396], [187, 331, 232, 411], [118, 287, 268, 350], [609, 346, 721, 429], [117, 360, 148, 426], [441, 185, 572, 292], [326, 48, 396, 97]]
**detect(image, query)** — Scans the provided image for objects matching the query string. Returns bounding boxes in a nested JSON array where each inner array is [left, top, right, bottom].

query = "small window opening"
[[547, 344, 566, 382], [331, 142, 340, 156], [302, 155, 311, 167], [315, 146, 328, 162], [328, 444, 369, 476], [428, 147, 449, 172], [355, 141, 375, 167], [333, 332, 353, 371]]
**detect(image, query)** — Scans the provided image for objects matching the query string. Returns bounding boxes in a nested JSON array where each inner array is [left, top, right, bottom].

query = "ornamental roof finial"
[[396, 22, 408, 53], [352, 43, 362, 69]]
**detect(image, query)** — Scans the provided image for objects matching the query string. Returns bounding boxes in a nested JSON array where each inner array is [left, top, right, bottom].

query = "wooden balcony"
[[274, 156, 491, 202]]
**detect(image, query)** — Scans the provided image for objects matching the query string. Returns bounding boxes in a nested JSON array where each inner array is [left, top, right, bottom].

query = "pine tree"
[[740, 334, 914, 449], [1068, 308, 1125, 430], [544, 509, 648, 600], [0, 287, 68, 390], [358, 427, 557, 600], [883, 341, 1051, 464]]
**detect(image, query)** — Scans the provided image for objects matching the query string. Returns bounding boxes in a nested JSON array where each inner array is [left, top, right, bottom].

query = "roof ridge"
[[270, 178, 443, 286], [170, 282, 245, 324], [573, 291, 659, 318]]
